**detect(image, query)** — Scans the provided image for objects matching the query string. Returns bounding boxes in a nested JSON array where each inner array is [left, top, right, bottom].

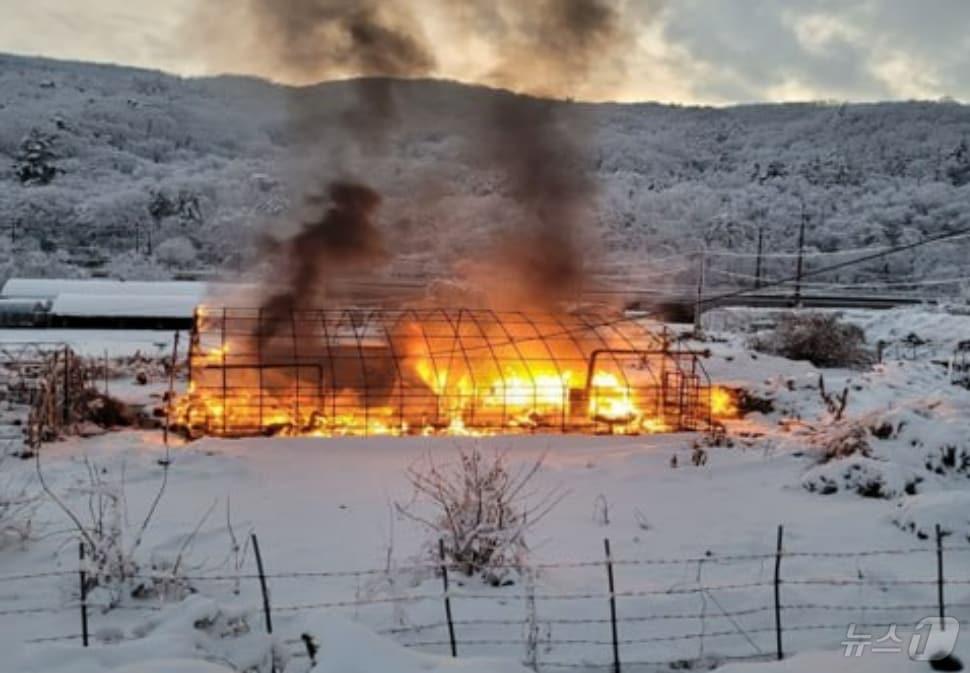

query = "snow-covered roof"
[[50, 293, 200, 318], [2, 278, 209, 299], [0, 278, 269, 318]]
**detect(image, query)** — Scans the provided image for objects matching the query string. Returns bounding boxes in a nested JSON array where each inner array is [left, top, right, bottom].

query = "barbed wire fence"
[[2, 527, 969, 672]]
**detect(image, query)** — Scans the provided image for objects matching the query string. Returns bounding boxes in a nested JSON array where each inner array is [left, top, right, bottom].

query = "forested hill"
[[1, 52, 968, 292]]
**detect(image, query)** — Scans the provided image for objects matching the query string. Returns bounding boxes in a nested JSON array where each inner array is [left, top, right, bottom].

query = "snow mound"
[[8, 597, 529, 673], [802, 456, 922, 499], [718, 647, 965, 673], [10, 596, 274, 673], [293, 612, 532, 673], [113, 661, 233, 673], [892, 491, 970, 541]]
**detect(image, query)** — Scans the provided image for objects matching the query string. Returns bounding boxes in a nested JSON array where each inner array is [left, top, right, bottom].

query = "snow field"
[[3, 306, 970, 670]]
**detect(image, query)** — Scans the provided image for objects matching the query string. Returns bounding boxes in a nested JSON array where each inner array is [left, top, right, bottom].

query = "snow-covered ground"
[[3, 307, 970, 672]]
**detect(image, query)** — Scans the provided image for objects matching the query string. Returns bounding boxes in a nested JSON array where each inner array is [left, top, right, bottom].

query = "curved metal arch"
[[342, 308, 372, 435], [405, 307, 445, 427], [316, 311, 339, 432], [464, 309, 521, 428], [374, 309, 408, 433], [511, 311, 564, 424], [438, 308, 482, 427]]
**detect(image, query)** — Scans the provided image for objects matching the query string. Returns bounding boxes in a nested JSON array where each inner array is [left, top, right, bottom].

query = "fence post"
[[936, 523, 946, 628], [604, 538, 621, 673], [62, 347, 71, 426], [773, 524, 784, 660], [250, 533, 273, 634], [162, 331, 180, 454], [78, 540, 89, 647], [438, 539, 457, 657]]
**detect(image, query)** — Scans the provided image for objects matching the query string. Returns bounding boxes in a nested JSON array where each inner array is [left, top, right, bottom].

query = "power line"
[[699, 224, 970, 306], [221, 229, 970, 359], [409, 223, 970, 357], [703, 232, 970, 260], [708, 267, 970, 289]]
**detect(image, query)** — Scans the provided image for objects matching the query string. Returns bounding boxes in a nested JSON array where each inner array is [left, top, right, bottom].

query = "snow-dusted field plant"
[[37, 454, 204, 607], [398, 444, 564, 585], [0, 453, 37, 547]]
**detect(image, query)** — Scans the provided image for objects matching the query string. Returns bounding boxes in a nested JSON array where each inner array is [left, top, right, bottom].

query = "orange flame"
[[174, 315, 706, 438]]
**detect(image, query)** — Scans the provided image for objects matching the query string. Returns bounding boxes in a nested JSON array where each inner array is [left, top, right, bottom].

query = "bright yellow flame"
[[177, 335, 681, 437], [202, 344, 229, 365], [588, 372, 636, 422], [710, 387, 739, 418]]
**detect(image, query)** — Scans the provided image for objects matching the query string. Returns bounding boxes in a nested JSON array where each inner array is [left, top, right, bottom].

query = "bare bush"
[[812, 422, 872, 464], [0, 455, 37, 547], [751, 313, 874, 368], [592, 494, 610, 526], [397, 444, 564, 585], [37, 452, 211, 607]]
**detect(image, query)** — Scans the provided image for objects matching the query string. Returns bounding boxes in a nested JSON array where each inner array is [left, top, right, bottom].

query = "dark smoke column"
[[455, 0, 633, 309], [190, 1, 436, 318], [261, 182, 386, 333], [189, 0, 634, 312]]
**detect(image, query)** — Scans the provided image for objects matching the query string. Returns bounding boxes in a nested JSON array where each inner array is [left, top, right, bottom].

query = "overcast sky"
[[0, 0, 967, 104]]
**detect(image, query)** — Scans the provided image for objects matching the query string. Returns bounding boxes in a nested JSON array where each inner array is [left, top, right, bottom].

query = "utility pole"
[[794, 200, 807, 306], [693, 250, 706, 335], [754, 226, 764, 289]]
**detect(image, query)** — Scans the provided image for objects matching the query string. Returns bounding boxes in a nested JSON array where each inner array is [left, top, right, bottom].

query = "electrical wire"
[[414, 223, 970, 355], [699, 223, 970, 306]]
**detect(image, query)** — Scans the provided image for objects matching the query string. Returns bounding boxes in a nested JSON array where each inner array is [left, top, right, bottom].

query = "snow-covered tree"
[[13, 129, 59, 185]]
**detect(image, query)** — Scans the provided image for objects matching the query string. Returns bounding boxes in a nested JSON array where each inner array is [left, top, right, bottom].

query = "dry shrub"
[[752, 313, 874, 368], [398, 444, 564, 585], [813, 422, 872, 463], [37, 454, 212, 608], [0, 455, 37, 547]]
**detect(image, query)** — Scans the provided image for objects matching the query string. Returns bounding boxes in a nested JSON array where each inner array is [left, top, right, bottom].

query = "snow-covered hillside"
[[1, 53, 970, 292]]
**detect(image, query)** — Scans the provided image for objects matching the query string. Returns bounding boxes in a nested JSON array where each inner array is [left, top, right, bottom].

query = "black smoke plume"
[[462, 0, 630, 307], [261, 182, 386, 333], [191, 0, 633, 311]]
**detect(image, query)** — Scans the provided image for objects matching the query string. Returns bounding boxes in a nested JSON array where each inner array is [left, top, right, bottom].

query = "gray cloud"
[[0, 0, 968, 103], [656, 0, 970, 102]]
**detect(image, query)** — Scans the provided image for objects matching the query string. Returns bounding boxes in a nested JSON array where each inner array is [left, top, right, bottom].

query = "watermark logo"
[[842, 618, 960, 660]]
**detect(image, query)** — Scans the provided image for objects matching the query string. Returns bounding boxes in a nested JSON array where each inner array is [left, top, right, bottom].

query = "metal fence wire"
[[4, 528, 970, 672]]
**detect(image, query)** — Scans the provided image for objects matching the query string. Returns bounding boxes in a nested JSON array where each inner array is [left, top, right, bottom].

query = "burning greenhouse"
[[176, 306, 721, 437]]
